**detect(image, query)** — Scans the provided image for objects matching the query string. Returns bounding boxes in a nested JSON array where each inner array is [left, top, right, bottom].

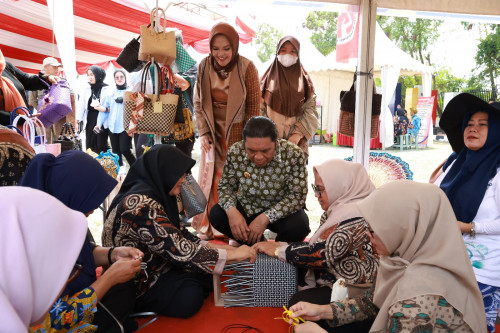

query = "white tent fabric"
[[307, 22, 433, 148]]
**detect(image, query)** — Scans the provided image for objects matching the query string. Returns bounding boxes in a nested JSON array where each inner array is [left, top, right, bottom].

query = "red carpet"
[[136, 293, 290, 332]]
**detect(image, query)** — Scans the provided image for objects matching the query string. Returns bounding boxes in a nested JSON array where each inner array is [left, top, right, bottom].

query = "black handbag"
[[54, 123, 82, 151], [116, 36, 147, 73], [173, 86, 185, 123]]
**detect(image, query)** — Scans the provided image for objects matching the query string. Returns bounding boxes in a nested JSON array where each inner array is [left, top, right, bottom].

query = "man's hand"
[[48, 75, 61, 84], [252, 241, 278, 257], [227, 207, 249, 242], [174, 74, 190, 91], [247, 213, 269, 245]]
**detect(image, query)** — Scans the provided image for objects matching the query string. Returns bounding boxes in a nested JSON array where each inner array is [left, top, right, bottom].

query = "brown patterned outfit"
[[0, 125, 35, 186], [193, 55, 260, 237]]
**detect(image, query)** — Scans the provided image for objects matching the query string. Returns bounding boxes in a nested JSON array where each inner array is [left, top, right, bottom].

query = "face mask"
[[277, 54, 298, 67]]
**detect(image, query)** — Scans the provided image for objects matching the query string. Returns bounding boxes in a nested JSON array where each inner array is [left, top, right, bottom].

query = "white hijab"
[[357, 180, 486, 333], [309, 159, 375, 244], [0, 187, 87, 332]]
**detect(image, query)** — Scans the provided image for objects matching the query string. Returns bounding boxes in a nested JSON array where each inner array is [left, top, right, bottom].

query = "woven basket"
[[214, 253, 297, 307]]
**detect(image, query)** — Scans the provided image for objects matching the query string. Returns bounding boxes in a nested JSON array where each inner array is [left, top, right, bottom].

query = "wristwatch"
[[274, 245, 280, 258], [470, 222, 476, 239]]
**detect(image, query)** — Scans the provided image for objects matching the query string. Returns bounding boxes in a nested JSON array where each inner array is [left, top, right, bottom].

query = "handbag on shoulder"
[[339, 74, 381, 138]]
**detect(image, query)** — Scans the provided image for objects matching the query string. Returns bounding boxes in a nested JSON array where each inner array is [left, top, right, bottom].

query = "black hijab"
[[88, 65, 107, 99], [114, 69, 127, 90], [109, 145, 195, 227]]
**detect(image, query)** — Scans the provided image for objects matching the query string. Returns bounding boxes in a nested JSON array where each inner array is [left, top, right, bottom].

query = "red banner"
[[336, 11, 359, 63]]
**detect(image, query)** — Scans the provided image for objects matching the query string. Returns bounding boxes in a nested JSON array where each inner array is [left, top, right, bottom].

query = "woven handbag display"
[[123, 62, 178, 136], [339, 75, 381, 138], [37, 79, 72, 128], [138, 7, 176, 66], [180, 173, 207, 218], [217, 253, 297, 307], [116, 36, 146, 73], [54, 123, 82, 152]]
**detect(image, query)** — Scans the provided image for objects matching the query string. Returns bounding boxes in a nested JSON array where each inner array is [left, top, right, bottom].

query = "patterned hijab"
[[357, 180, 486, 333], [0, 126, 35, 186], [109, 145, 195, 227], [209, 22, 240, 79], [260, 36, 314, 118], [0, 187, 87, 332], [309, 159, 374, 244]]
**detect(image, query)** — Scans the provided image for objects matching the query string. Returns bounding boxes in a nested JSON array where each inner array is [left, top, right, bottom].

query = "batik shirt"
[[284, 217, 378, 286], [218, 139, 307, 223], [102, 194, 226, 297], [29, 288, 97, 333]]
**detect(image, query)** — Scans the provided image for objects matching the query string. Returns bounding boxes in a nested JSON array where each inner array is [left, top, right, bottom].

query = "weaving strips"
[[221, 253, 297, 307]]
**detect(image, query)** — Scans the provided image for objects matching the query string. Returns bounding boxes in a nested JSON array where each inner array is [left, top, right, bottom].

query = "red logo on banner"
[[336, 12, 359, 63]]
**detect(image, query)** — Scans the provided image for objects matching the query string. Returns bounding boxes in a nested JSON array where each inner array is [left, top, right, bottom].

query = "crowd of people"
[[0, 20, 499, 333]]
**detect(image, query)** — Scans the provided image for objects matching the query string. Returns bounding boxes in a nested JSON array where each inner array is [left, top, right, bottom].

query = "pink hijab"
[[0, 187, 87, 331], [309, 159, 375, 244]]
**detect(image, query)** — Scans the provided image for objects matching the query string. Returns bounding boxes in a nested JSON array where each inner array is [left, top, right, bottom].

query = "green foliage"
[[474, 24, 500, 92], [378, 17, 442, 65], [302, 11, 338, 56], [253, 23, 282, 63], [434, 68, 465, 93], [398, 75, 421, 108]]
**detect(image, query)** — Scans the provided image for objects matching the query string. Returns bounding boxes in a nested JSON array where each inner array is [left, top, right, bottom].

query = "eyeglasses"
[[67, 264, 83, 284], [311, 184, 325, 197]]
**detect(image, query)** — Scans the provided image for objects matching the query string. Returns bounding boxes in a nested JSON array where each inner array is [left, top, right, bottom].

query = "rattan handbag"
[[339, 75, 381, 138], [138, 8, 176, 65]]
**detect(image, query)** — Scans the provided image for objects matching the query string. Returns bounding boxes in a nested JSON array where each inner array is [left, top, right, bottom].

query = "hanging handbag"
[[339, 74, 381, 138], [123, 62, 178, 136], [116, 35, 147, 73], [180, 173, 207, 218], [171, 107, 195, 141], [54, 123, 82, 152], [138, 8, 176, 66], [37, 78, 72, 128], [11, 113, 50, 154]]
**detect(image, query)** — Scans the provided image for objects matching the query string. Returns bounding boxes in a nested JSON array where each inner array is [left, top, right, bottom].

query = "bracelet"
[[470, 222, 476, 239], [107, 246, 115, 265]]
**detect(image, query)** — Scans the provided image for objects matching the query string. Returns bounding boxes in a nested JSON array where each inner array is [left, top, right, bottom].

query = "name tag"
[[153, 101, 162, 113]]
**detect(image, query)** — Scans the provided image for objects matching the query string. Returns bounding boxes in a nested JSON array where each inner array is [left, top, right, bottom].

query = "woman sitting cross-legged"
[[102, 145, 257, 319], [289, 181, 486, 333], [253, 159, 378, 332], [21, 151, 143, 333]]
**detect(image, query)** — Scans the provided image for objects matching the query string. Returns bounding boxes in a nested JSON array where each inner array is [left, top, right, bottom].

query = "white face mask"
[[277, 54, 298, 67]]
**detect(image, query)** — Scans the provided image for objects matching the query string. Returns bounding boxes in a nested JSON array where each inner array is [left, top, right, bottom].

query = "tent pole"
[[353, 0, 377, 170]]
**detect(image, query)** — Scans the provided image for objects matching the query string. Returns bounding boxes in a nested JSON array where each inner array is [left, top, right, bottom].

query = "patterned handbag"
[[214, 253, 297, 307], [339, 74, 381, 138], [123, 62, 178, 136], [54, 123, 82, 152], [171, 108, 195, 141], [94, 149, 120, 179], [37, 79, 72, 128], [180, 173, 207, 218]]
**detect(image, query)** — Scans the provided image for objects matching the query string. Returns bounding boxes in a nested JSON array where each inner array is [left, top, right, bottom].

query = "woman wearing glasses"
[[253, 159, 378, 331]]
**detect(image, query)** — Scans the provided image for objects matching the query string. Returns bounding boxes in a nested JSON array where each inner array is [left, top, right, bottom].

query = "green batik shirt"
[[218, 139, 307, 223]]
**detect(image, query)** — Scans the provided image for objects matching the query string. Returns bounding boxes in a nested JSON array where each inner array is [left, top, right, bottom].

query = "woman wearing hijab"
[[260, 36, 319, 157], [193, 22, 260, 238], [102, 145, 256, 318], [0, 49, 59, 125], [434, 93, 500, 332], [0, 125, 35, 186], [289, 181, 486, 333], [1, 187, 87, 332], [253, 159, 377, 331], [20, 151, 143, 333], [76, 65, 110, 154], [96, 69, 136, 167]]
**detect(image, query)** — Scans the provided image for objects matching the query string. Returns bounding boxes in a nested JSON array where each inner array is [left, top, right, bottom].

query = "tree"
[[378, 17, 442, 66], [302, 11, 338, 56], [253, 23, 282, 63], [434, 68, 465, 93], [474, 24, 500, 97]]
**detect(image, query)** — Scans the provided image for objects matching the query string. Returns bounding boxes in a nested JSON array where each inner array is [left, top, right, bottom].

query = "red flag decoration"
[[336, 11, 360, 63]]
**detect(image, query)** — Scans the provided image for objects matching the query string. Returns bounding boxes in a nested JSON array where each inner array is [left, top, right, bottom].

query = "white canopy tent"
[[307, 23, 433, 149]]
